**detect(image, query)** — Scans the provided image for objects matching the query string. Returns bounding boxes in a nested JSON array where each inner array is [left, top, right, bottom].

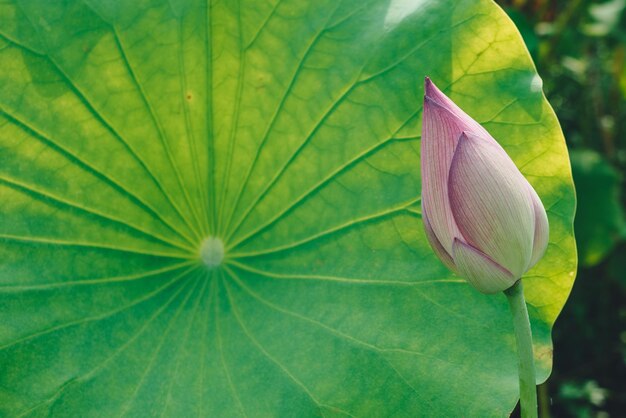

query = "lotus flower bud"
[[420, 78, 549, 294]]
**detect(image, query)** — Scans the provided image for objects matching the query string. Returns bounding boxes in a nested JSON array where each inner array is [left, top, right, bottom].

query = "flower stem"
[[504, 280, 538, 418]]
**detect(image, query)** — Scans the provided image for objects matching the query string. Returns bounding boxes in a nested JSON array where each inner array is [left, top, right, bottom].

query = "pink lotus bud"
[[421, 78, 549, 294]]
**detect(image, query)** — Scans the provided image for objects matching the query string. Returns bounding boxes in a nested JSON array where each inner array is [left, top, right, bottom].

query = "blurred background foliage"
[[497, 0, 625, 416]]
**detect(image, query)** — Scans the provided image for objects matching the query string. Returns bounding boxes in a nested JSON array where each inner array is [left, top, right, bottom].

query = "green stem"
[[504, 280, 538, 418]]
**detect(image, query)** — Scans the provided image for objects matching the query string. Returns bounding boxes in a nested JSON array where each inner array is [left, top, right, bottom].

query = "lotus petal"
[[452, 238, 517, 294], [424, 78, 490, 138], [421, 92, 466, 254], [421, 78, 511, 255], [422, 208, 457, 272], [448, 132, 535, 278], [527, 185, 549, 268]]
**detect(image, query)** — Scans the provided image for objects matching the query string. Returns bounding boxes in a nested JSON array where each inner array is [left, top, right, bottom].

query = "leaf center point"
[[200, 236, 224, 269]]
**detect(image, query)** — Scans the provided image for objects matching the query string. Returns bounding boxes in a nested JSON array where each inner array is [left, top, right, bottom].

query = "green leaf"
[[0, 0, 576, 416]]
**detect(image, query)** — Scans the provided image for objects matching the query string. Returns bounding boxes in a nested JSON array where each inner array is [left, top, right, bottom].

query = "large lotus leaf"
[[0, 0, 576, 416]]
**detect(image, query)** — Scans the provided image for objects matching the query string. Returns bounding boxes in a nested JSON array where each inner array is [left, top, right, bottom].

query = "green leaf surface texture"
[[0, 0, 576, 416]]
